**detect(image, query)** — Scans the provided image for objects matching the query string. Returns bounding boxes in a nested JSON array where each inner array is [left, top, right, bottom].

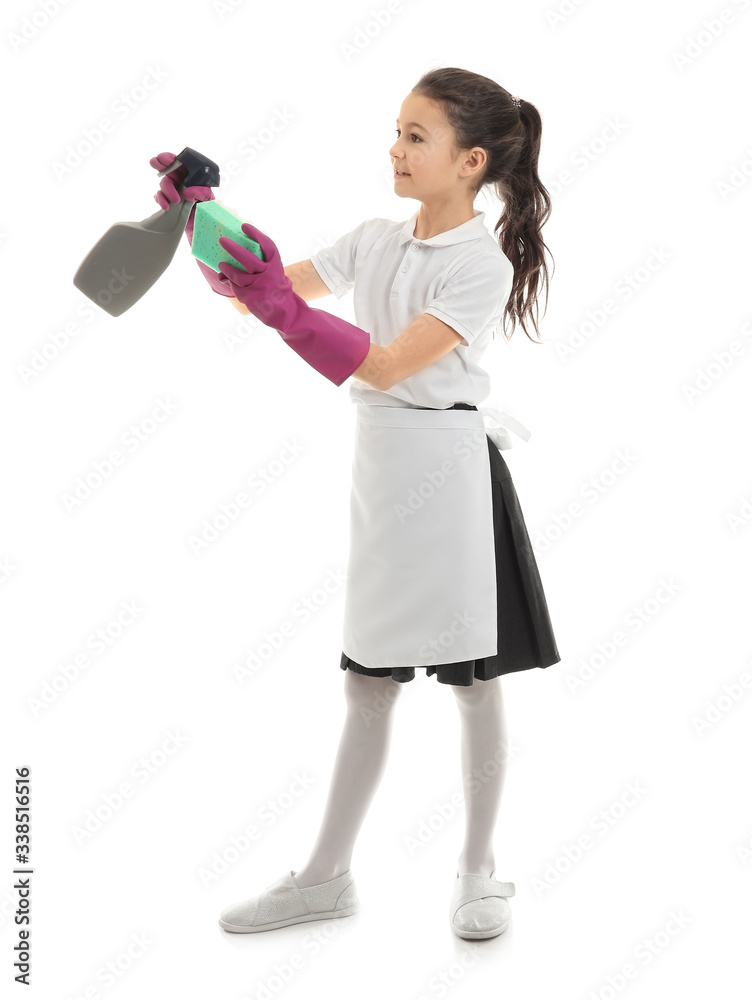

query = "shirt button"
[[411, 243, 419, 252], [401, 265, 408, 272]]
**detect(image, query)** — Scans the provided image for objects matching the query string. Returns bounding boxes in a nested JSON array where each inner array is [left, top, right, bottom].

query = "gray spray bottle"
[[73, 147, 220, 317]]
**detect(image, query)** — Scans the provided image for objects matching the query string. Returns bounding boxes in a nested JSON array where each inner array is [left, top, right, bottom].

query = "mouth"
[[394, 167, 411, 177]]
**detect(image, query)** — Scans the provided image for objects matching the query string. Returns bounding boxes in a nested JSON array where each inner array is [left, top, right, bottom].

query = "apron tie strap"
[[478, 406, 531, 452]]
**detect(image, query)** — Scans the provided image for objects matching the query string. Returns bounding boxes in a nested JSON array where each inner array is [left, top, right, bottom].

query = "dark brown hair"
[[412, 67, 553, 343]]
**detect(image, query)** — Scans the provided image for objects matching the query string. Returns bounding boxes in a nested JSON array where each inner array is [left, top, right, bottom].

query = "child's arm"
[[228, 259, 330, 313], [352, 314, 463, 390]]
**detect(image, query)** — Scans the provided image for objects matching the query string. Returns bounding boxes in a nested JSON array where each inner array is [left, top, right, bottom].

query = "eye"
[[394, 129, 421, 142]]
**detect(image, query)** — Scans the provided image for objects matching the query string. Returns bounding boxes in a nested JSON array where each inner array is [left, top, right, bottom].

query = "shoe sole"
[[219, 903, 359, 933], [451, 915, 510, 939]]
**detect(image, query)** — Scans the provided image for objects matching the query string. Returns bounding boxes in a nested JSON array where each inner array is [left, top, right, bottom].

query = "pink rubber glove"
[[218, 223, 371, 386], [149, 151, 235, 298]]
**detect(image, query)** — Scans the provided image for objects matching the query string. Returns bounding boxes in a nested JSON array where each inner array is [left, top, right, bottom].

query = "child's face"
[[390, 92, 480, 201]]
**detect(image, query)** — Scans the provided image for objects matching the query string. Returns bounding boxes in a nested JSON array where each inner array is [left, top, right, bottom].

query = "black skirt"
[[340, 403, 561, 686]]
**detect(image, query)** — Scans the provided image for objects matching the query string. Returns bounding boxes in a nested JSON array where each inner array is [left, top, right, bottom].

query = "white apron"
[[341, 403, 531, 668]]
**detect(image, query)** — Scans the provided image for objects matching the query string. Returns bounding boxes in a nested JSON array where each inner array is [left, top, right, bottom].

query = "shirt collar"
[[397, 208, 487, 247]]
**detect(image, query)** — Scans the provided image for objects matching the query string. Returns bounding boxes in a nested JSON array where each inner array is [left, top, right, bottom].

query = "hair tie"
[[511, 95, 522, 107]]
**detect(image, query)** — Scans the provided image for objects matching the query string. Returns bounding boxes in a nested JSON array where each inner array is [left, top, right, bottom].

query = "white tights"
[[293, 667, 508, 887]]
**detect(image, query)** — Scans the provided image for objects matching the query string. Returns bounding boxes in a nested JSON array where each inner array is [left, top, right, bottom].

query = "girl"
[[152, 65, 560, 941]]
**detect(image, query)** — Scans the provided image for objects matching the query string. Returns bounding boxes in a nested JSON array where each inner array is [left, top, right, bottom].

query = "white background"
[[3, 0, 752, 996]]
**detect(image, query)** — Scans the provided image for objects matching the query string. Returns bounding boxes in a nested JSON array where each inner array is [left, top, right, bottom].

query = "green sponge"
[[190, 200, 265, 273]]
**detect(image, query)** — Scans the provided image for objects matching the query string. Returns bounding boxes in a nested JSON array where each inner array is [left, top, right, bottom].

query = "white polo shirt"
[[309, 208, 514, 409]]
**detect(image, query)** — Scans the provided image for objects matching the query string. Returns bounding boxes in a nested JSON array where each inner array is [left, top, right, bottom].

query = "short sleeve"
[[309, 219, 369, 299], [424, 255, 513, 347]]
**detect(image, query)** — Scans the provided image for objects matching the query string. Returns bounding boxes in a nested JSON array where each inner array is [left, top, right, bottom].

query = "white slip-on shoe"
[[450, 868, 515, 939], [219, 869, 359, 933]]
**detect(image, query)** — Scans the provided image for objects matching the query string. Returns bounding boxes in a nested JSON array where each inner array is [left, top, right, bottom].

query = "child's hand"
[[218, 223, 278, 283], [218, 224, 297, 326], [149, 151, 215, 210], [218, 222, 369, 385], [148, 151, 235, 298]]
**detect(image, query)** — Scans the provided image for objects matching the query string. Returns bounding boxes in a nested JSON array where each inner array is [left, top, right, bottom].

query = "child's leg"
[[293, 669, 402, 887], [452, 676, 508, 877]]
